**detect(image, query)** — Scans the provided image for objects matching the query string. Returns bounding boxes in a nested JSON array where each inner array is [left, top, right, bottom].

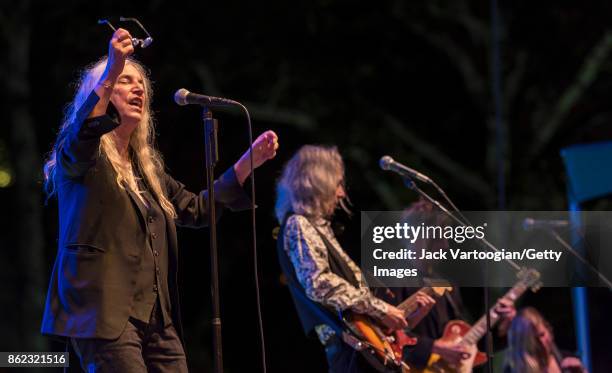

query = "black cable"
[[489, 0, 504, 370], [430, 179, 472, 226], [237, 103, 267, 373]]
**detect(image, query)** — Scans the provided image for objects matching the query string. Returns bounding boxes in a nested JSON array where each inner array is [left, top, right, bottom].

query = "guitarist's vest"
[[277, 214, 359, 339]]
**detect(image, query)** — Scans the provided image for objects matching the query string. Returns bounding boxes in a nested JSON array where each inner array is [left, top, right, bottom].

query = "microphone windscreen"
[[379, 155, 394, 170], [174, 88, 190, 106]]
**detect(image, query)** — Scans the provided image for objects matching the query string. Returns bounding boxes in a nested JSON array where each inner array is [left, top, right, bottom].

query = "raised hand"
[[91, 28, 136, 118], [234, 130, 279, 185], [248, 130, 279, 168], [105, 28, 135, 81]]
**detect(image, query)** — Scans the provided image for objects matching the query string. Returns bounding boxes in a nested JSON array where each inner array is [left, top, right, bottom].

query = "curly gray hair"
[[275, 145, 348, 223]]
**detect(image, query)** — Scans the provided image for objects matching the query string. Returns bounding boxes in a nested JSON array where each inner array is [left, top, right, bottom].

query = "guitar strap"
[[422, 277, 465, 321], [444, 289, 466, 321]]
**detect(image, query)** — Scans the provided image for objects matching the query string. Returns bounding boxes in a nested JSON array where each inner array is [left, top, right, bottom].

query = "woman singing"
[[41, 28, 278, 372]]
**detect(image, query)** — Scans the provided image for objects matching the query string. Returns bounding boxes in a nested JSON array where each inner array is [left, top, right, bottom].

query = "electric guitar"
[[342, 286, 452, 372], [411, 268, 542, 373]]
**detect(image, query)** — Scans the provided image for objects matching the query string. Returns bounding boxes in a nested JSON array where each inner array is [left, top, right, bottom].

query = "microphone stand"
[[203, 107, 223, 373], [541, 228, 612, 290], [484, 250, 493, 373], [401, 177, 522, 272], [400, 177, 522, 373]]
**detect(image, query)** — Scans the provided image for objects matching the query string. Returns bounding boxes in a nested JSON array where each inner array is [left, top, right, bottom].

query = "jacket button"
[[153, 285, 158, 292], [148, 216, 154, 223], [154, 250, 159, 256], [151, 232, 157, 239]]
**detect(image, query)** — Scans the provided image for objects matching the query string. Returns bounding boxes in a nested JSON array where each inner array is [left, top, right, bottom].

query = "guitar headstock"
[[423, 278, 452, 296], [517, 267, 542, 292], [431, 286, 453, 297]]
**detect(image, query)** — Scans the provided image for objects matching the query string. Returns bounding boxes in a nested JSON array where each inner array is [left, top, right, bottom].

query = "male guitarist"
[[387, 199, 516, 371], [275, 146, 436, 372]]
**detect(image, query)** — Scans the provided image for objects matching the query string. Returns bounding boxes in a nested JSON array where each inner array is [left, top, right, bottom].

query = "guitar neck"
[[397, 287, 439, 316], [461, 283, 528, 346]]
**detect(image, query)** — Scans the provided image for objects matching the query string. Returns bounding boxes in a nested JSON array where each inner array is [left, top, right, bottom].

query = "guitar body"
[[440, 321, 487, 367], [344, 287, 452, 372], [411, 320, 485, 373], [407, 269, 542, 373], [350, 313, 417, 367]]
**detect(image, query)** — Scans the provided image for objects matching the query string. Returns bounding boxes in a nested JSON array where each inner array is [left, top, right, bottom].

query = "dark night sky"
[[1, 1, 612, 372]]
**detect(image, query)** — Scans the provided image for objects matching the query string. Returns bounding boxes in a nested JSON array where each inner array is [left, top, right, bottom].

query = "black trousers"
[[71, 302, 187, 373]]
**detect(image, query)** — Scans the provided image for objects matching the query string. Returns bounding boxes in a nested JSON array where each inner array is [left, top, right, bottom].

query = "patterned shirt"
[[283, 214, 389, 343]]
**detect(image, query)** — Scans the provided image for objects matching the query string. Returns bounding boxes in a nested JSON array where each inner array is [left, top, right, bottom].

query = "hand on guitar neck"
[[381, 290, 436, 331], [494, 297, 517, 336], [405, 290, 437, 327], [380, 305, 408, 330]]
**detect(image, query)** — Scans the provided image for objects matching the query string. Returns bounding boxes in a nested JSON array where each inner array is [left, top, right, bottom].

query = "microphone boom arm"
[[402, 177, 523, 273]]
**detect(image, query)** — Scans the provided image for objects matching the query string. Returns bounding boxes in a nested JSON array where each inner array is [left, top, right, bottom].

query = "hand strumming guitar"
[[432, 338, 471, 366]]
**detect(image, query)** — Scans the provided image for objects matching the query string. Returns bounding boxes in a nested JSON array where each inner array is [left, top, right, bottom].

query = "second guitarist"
[[387, 199, 517, 371], [387, 286, 515, 370]]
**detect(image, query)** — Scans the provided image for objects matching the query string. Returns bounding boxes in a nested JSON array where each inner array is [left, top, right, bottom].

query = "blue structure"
[[561, 140, 612, 373]]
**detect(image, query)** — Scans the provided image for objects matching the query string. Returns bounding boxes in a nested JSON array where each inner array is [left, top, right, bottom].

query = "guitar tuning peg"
[[529, 281, 542, 292]]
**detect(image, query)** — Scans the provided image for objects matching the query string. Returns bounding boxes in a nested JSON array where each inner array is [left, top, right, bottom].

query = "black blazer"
[[41, 91, 250, 340]]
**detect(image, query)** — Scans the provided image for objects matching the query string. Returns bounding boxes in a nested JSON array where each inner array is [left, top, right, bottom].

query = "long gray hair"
[[44, 57, 177, 218], [275, 145, 348, 223]]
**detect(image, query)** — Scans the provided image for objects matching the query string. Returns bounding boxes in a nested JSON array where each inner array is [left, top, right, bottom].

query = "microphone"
[[522, 218, 569, 231], [379, 156, 432, 183], [174, 88, 239, 107]]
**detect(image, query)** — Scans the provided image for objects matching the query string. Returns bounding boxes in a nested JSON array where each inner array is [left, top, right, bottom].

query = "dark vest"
[[130, 168, 172, 326], [276, 214, 359, 338]]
